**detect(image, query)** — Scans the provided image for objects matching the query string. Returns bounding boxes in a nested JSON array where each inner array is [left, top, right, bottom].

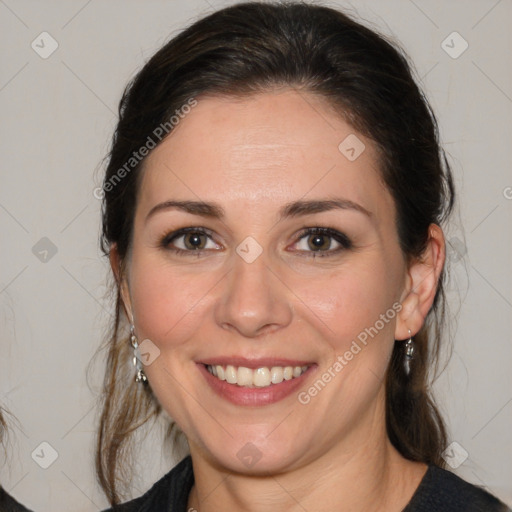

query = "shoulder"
[[404, 464, 511, 512], [0, 487, 33, 512], [101, 455, 194, 512]]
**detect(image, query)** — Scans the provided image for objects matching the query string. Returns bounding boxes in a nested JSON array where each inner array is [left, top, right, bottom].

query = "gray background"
[[0, 0, 511, 510]]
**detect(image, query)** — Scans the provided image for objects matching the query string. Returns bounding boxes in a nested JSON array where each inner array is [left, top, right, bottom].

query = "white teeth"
[[206, 364, 308, 388], [253, 367, 270, 387], [237, 366, 253, 386], [225, 365, 237, 384], [270, 366, 284, 384], [283, 367, 293, 380]]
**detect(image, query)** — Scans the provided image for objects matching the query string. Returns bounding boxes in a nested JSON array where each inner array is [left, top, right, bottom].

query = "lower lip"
[[198, 364, 315, 406]]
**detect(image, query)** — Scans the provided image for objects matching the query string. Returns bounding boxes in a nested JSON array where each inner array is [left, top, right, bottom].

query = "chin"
[[198, 433, 304, 475]]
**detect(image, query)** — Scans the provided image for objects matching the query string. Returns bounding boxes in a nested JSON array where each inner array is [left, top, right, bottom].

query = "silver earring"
[[130, 324, 147, 384], [404, 329, 415, 376]]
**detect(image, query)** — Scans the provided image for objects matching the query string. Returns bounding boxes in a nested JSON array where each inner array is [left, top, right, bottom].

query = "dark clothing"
[[0, 488, 33, 512], [402, 465, 510, 511], [105, 456, 194, 512], [104, 456, 510, 511]]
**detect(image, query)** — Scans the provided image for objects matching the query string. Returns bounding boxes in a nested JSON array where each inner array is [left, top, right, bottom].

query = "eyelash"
[[292, 227, 353, 257], [159, 226, 353, 258]]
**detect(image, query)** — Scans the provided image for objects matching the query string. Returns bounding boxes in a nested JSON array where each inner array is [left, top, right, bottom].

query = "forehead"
[[138, 89, 391, 218]]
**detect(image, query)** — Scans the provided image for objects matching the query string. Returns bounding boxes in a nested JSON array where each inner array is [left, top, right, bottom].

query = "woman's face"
[[122, 89, 410, 473]]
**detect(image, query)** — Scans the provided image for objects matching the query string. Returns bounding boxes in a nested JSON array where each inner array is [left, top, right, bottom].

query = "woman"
[[96, 2, 509, 511]]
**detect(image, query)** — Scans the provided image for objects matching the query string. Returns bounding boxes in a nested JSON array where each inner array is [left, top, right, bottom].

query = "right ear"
[[109, 244, 133, 323]]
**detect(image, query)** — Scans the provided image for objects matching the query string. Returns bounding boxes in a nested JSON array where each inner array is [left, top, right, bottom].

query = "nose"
[[214, 250, 293, 338]]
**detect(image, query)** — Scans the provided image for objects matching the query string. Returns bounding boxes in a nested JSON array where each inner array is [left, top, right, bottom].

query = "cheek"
[[128, 255, 213, 346], [294, 262, 397, 347]]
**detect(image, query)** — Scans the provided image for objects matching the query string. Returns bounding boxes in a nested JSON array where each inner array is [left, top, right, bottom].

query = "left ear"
[[395, 223, 445, 340]]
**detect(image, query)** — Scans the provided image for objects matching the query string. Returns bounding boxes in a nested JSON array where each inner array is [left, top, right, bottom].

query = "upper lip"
[[198, 357, 314, 369]]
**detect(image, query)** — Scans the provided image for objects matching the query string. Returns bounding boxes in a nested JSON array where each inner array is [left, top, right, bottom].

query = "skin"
[[111, 89, 445, 511]]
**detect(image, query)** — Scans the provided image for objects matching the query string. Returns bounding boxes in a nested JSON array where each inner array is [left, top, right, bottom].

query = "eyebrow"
[[145, 198, 372, 224], [282, 199, 372, 219]]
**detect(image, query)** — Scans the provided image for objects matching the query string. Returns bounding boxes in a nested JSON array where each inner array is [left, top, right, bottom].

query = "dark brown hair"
[[97, 1, 454, 504], [0, 409, 6, 447]]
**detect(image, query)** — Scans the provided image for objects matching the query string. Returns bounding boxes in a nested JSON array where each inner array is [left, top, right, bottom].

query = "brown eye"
[[291, 227, 352, 257], [307, 233, 332, 251], [161, 227, 221, 254], [183, 232, 207, 250]]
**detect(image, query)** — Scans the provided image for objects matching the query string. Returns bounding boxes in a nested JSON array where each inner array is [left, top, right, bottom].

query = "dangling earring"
[[404, 329, 415, 376], [130, 324, 147, 384]]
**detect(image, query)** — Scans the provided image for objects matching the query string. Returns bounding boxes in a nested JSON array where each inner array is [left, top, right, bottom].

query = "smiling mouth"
[[205, 364, 309, 388]]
